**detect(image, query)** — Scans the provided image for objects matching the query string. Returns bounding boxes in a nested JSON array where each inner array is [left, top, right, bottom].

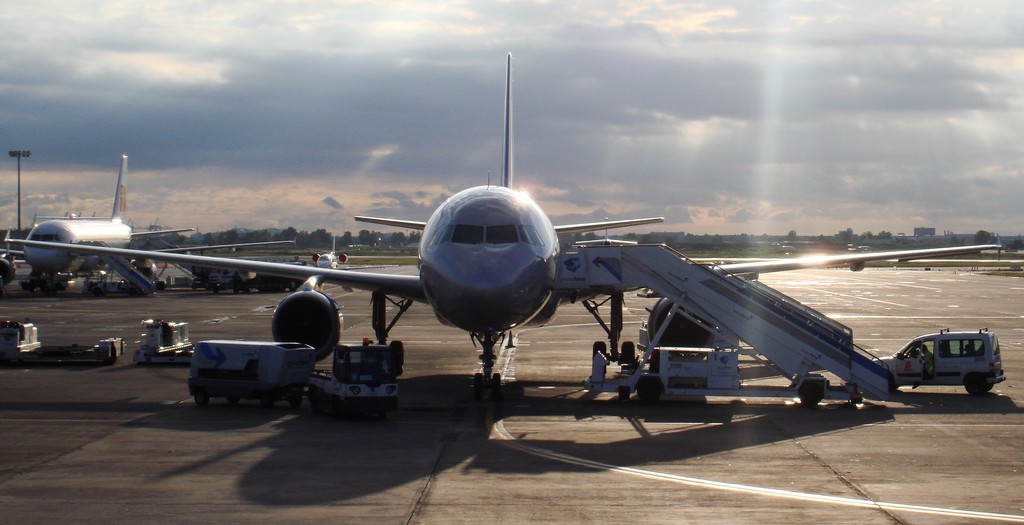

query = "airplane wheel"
[[617, 386, 631, 401], [620, 341, 637, 365], [593, 341, 607, 357], [473, 373, 484, 401], [491, 373, 503, 401]]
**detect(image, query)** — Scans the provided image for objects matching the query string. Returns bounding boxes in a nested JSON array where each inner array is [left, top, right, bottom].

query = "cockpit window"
[[518, 225, 544, 246], [486, 225, 518, 244], [451, 224, 484, 244], [29, 233, 59, 241], [444, 223, 545, 246]]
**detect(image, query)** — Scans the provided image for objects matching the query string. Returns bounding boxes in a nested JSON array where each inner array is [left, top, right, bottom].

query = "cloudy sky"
[[1, 1, 1022, 236]]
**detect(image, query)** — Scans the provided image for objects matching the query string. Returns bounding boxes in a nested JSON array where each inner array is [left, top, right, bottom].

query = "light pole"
[[8, 150, 30, 232]]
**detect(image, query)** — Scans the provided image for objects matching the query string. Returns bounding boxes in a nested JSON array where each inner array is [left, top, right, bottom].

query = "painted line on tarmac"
[[490, 419, 1024, 523]]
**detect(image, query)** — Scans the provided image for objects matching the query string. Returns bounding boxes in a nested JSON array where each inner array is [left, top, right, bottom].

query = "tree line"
[[180, 228, 422, 249]]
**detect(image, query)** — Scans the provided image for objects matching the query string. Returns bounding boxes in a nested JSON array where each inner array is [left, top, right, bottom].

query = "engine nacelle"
[[0, 257, 14, 286], [271, 290, 343, 361], [646, 297, 715, 347]]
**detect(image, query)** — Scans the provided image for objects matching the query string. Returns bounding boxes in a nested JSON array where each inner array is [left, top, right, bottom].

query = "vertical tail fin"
[[111, 155, 127, 221], [501, 53, 514, 189]]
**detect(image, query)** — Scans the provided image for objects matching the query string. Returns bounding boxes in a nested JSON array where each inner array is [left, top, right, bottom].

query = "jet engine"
[[646, 297, 715, 347], [0, 257, 15, 286], [271, 290, 343, 361]]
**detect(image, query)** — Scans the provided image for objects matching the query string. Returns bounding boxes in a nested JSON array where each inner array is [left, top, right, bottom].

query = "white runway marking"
[[491, 419, 1024, 523]]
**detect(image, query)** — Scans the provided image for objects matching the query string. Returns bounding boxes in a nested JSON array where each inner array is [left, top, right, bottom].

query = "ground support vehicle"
[[0, 320, 124, 364], [559, 245, 890, 408], [880, 329, 1004, 394], [308, 341, 401, 418], [587, 325, 862, 408], [189, 340, 316, 407], [84, 277, 145, 296], [133, 319, 193, 364]]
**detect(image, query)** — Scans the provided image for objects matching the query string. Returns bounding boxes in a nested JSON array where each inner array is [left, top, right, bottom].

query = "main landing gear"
[[582, 291, 638, 368], [371, 291, 413, 345], [472, 332, 504, 402]]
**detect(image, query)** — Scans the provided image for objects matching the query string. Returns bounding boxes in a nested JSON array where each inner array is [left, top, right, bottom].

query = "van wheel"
[[260, 393, 275, 408], [193, 390, 210, 406], [226, 396, 240, 405], [964, 374, 992, 395], [288, 395, 303, 408]]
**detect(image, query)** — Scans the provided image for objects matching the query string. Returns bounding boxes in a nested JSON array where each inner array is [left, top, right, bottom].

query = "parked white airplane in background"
[[312, 236, 347, 268], [4, 155, 291, 295], [7, 55, 1001, 399]]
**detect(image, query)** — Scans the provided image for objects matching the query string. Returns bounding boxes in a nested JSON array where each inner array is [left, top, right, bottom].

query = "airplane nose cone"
[[24, 246, 74, 273], [421, 245, 554, 333]]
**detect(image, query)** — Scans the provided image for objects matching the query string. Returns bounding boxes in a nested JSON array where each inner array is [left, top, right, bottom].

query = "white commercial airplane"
[[4, 155, 292, 295], [7, 55, 1000, 399], [312, 236, 347, 268]]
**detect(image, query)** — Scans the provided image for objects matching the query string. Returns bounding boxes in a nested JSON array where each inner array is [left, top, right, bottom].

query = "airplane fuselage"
[[23, 220, 132, 273], [418, 186, 560, 334]]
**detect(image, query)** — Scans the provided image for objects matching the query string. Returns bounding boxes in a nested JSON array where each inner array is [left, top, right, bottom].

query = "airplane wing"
[[156, 240, 296, 253], [717, 244, 1003, 275], [7, 239, 426, 301], [130, 228, 196, 238], [354, 216, 428, 230], [554, 217, 664, 235]]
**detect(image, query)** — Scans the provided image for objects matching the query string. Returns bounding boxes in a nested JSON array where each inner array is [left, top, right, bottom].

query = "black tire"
[[490, 373, 503, 402], [226, 396, 240, 405], [91, 286, 104, 297], [288, 394, 303, 408], [798, 381, 825, 408], [193, 390, 210, 406], [888, 373, 899, 393], [308, 387, 323, 414], [620, 341, 637, 366], [593, 341, 607, 358], [636, 377, 663, 403], [259, 393, 275, 408], [617, 385, 631, 401], [473, 373, 484, 401], [964, 374, 992, 395]]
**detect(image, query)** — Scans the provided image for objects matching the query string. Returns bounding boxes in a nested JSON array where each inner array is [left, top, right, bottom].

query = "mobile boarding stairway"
[[99, 255, 156, 295], [555, 245, 891, 405]]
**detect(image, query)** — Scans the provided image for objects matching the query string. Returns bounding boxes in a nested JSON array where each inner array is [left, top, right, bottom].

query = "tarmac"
[[0, 266, 1022, 524]]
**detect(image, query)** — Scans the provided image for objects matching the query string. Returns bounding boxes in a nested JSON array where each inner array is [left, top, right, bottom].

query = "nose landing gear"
[[472, 332, 504, 401]]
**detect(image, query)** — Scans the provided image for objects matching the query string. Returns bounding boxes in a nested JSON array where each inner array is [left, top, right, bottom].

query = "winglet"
[[501, 53, 514, 189], [111, 155, 128, 221]]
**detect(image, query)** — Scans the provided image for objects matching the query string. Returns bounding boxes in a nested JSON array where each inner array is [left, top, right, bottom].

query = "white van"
[[880, 329, 1005, 395]]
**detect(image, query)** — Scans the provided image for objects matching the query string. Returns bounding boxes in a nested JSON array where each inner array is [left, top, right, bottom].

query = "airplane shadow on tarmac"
[[108, 374, 1021, 507]]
